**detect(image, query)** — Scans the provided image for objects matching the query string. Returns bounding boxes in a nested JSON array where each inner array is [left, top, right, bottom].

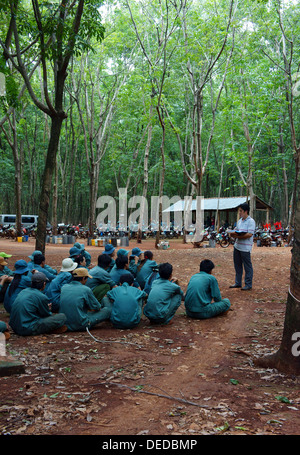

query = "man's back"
[[107, 283, 146, 328], [185, 272, 222, 312], [59, 281, 101, 331], [10, 287, 51, 336], [86, 265, 115, 289]]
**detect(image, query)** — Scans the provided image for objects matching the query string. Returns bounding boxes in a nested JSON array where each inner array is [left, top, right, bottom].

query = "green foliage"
[[0, 0, 298, 225]]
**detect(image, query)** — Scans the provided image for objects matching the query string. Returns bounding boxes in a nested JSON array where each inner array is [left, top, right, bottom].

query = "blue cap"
[[14, 259, 30, 274], [131, 247, 143, 257], [103, 244, 115, 255], [69, 246, 82, 258], [117, 249, 129, 258], [28, 250, 42, 261], [73, 242, 85, 250]]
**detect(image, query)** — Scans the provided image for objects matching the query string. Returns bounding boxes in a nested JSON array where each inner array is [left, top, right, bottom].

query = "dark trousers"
[[0, 282, 9, 304], [32, 313, 67, 335], [233, 248, 253, 288]]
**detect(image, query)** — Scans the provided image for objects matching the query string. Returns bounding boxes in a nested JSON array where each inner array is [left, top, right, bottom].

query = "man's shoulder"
[[246, 216, 256, 228]]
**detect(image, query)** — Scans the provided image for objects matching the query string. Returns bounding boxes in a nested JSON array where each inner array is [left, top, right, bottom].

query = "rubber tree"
[[126, 0, 184, 246], [255, 183, 300, 374], [0, 0, 104, 252], [253, 0, 300, 374]]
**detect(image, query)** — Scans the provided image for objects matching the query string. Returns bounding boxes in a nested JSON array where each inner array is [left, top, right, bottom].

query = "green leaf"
[[50, 392, 60, 398], [275, 395, 291, 404], [215, 421, 230, 432], [230, 379, 239, 385]]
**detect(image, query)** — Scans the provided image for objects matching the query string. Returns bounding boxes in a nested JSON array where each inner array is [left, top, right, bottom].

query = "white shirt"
[[234, 216, 256, 252]]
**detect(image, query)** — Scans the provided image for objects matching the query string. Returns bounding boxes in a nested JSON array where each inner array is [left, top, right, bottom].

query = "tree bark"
[[0, 108, 22, 237], [254, 184, 300, 374], [35, 114, 64, 252]]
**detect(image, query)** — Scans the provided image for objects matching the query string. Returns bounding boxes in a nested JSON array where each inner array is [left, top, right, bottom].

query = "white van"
[[0, 214, 38, 227]]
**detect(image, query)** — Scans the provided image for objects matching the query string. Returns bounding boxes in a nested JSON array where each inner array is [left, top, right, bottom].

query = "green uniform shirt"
[[28, 261, 57, 276], [144, 278, 183, 320], [45, 271, 73, 309], [109, 268, 134, 286], [136, 260, 158, 289], [4, 274, 32, 313], [107, 282, 146, 328], [184, 272, 222, 313], [59, 281, 102, 331], [0, 266, 14, 277], [9, 287, 52, 336], [86, 265, 116, 290]]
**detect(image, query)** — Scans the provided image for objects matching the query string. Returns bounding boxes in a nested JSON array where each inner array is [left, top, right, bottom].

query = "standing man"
[[229, 203, 255, 291]]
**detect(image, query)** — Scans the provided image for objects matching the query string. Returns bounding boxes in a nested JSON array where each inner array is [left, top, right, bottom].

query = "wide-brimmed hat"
[[0, 257, 8, 266], [117, 249, 129, 258], [103, 244, 115, 255], [0, 252, 12, 258], [14, 259, 30, 274], [32, 271, 49, 284], [69, 246, 82, 258], [61, 258, 78, 273], [73, 242, 85, 251], [72, 268, 92, 279], [131, 247, 143, 257], [28, 250, 42, 261]]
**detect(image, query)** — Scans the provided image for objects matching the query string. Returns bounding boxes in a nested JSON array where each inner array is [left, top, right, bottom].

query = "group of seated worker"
[[0, 243, 231, 338]]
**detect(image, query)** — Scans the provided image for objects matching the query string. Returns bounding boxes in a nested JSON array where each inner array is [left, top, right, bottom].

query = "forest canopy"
[[0, 0, 299, 229]]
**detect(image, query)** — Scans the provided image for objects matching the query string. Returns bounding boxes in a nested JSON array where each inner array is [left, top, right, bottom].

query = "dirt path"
[[0, 237, 299, 436]]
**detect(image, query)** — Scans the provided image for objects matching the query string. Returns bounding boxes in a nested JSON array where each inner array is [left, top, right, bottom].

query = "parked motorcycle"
[[216, 229, 235, 248]]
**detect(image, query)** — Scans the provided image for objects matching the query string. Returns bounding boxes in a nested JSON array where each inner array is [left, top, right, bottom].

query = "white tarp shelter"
[[163, 195, 273, 228]]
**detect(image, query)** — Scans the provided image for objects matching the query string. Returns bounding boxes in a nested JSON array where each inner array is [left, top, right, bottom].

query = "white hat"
[[61, 258, 78, 273]]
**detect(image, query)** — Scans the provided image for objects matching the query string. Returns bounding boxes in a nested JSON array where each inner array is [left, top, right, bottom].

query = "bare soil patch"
[[0, 238, 298, 436]]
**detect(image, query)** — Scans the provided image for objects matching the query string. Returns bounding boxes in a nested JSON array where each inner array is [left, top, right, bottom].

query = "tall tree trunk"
[[279, 123, 289, 226], [88, 164, 98, 237], [35, 115, 64, 252], [137, 107, 153, 243], [155, 107, 166, 248], [13, 110, 22, 237], [52, 157, 58, 236], [0, 109, 22, 236], [255, 185, 300, 374]]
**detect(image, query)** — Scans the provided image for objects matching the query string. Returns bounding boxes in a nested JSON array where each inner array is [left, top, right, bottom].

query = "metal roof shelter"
[[163, 195, 273, 228]]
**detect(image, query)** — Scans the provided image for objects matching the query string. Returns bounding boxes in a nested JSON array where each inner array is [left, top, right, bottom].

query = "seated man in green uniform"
[[110, 255, 135, 286], [185, 259, 231, 319], [102, 244, 116, 272], [128, 247, 143, 277], [9, 271, 67, 336], [45, 258, 78, 312], [133, 250, 158, 290], [0, 255, 14, 277], [0, 257, 13, 303], [59, 268, 112, 332], [73, 242, 92, 267], [143, 263, 184, 325], [106, 274, 147, 329], [86, 254, 117, 303], [109, 249, 129, 274], [4, 259, 32, 313], [27, 253, 55, 292], [28, 250, 57, 276]]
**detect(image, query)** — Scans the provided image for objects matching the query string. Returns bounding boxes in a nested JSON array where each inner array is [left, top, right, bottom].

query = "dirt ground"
[[0, 236, 299, 438]]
